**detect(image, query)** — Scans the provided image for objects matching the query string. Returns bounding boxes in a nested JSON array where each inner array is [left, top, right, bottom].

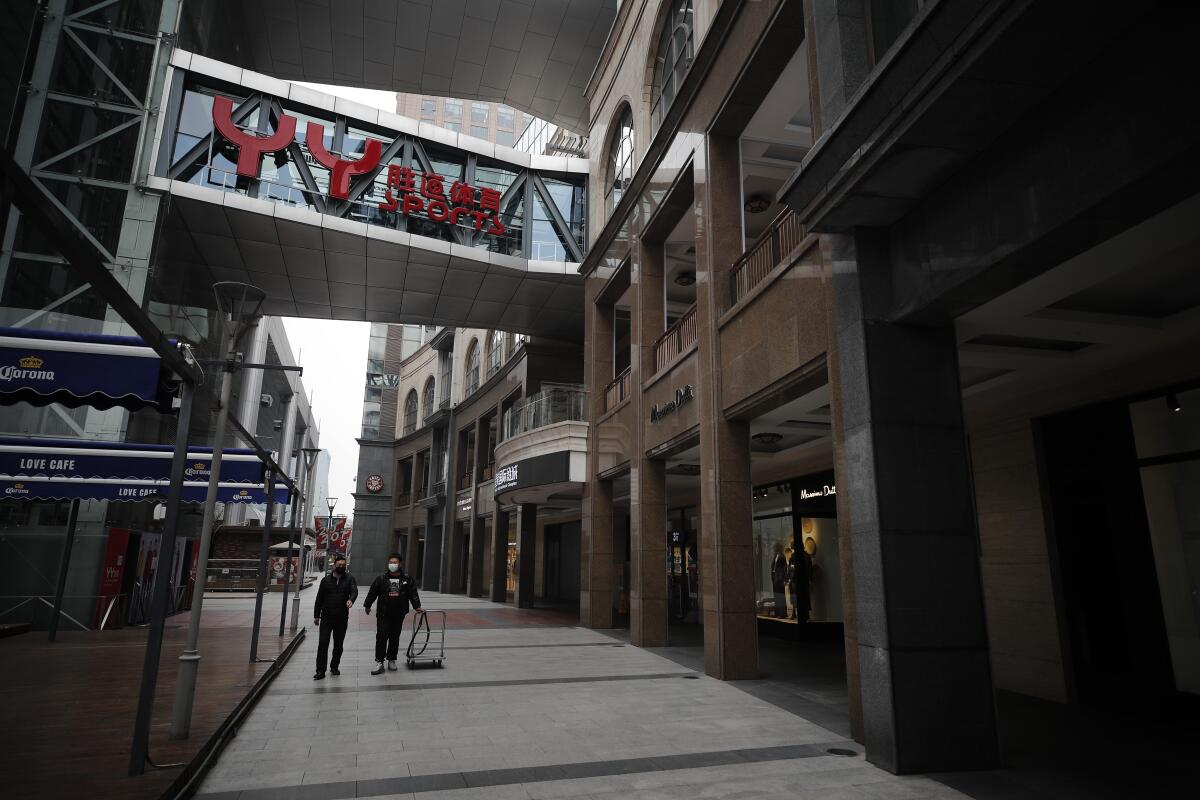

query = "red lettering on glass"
[[401, 194, 424, 216], [304, 122, 383, 200], [427, 200, 450, 222], [211, 96, 296, 178]]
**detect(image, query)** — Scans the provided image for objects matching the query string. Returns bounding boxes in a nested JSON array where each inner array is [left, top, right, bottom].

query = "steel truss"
[[162, 91, 586, 263]]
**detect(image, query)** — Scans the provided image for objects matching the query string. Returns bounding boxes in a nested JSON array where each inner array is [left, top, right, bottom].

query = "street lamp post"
[[325, 496, 338, 572], [171, 282, 265, 740]]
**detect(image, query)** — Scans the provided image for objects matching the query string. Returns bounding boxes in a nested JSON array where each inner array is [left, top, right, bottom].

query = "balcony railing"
[[394, 491, 411, 507], [503, 386, 587, 440], [653, 304, 698, 374], [604, 367, 631, 412], [729, 208, 806, 307], [459, 471, 473, 491]]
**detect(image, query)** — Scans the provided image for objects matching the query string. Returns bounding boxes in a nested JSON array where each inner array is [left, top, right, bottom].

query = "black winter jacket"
[[314, 571, 358, 620], [363, 570, 421, 618]]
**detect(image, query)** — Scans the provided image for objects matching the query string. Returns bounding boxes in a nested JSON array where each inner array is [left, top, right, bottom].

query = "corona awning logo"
[[6, 483, 29, 496], [211, 95, 506, 237], [184, 461, 211, 478], [0, 355, 55, 382]]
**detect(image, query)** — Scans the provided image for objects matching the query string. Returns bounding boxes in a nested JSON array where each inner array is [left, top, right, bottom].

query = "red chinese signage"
[[212, 96, 506, 236]]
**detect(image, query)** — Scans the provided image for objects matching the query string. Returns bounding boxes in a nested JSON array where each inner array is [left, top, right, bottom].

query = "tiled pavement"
[[194, 592, 970, 800]]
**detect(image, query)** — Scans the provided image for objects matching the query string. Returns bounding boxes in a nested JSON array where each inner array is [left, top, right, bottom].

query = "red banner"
[[94, 527, 130, 628]]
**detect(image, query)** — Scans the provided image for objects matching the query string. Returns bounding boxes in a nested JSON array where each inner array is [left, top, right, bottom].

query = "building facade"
[[351, 323, 585, 603], [579, 0, 1200, 777]]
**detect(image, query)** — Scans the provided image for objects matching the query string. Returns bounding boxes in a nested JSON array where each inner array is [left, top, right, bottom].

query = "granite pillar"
[[829, 230, 1000, 773], [630, 229, 667, 648], [581, 277, 616, 628], [490, 506, 509, 603], [421, 507, 440, 590], [514, 504, 537, 608], [694, 132, 757, 679]]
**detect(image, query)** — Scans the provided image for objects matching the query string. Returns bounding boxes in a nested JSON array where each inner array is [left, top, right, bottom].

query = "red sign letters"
[[211, 96, 506, 235]]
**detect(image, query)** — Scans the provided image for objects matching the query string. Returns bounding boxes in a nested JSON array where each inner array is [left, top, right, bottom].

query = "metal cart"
[[405, 609, 446, 667]]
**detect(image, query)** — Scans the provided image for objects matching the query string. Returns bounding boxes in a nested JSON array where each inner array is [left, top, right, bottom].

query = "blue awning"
[[0, 438, 265, 484], [0, 476, 288, 504], [0, 327, 174, 411]]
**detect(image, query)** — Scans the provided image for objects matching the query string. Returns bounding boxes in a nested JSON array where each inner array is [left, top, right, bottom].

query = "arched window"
[[422, 377, 436, 418], [487, 330, 503, 376], [403, 390, 418, 435], [605, 105, 634, 214], [465, 338, 480, 394], [650, 0, 694, 132]]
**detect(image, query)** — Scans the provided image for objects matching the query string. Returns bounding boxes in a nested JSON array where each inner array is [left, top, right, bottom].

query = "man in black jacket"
[[363, 552, 421, 674], [313, 555, 358, 680]]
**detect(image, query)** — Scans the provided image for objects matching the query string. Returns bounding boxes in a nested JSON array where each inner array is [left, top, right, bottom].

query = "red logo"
[[211, 95, 505, 235], [212, 95, 295, 178]]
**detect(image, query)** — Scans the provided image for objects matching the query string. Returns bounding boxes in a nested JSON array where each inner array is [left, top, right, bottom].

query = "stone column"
[[489, 506, 509, 603], [514, 504, 537, 608], [446, 520, 466, 593], [465, 419, 485, 597], [581, 277, 615, 627], [421, 507, 440, 589], [630, 233, 667, 648], [828, 231, 1000, 773], [405, 509, 421, 573], [692, 133, 757, 679]]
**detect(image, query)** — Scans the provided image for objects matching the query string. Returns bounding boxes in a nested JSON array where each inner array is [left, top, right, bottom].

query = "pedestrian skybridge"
[[148, 52, 588, 338]]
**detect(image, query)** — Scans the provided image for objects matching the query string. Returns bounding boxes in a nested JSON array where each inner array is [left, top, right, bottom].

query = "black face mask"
[[334, 566, 346, 575]]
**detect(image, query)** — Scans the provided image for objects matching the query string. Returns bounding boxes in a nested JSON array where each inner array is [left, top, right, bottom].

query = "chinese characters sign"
[[212, 95, 507, 236]]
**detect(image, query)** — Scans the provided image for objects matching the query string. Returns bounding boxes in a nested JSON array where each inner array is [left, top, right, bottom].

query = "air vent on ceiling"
[[760, 143, 810, 163], [966, 334, 1091, 353]]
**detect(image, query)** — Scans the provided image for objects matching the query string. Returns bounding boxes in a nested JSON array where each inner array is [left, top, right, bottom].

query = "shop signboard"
[[650, 384, 695, 422], [492, 452, 571, 497], [212, 96, 509, 236]]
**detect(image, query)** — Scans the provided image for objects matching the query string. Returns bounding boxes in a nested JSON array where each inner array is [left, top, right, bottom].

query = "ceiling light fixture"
[[1167, 392, 1182, 412], [673, 271, 696, 286], [744, 195, 770, 214], [752, 432, 783, 445]]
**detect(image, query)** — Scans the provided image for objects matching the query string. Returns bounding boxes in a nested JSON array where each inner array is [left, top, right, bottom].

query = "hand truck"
[[405, 608, 446, 667]]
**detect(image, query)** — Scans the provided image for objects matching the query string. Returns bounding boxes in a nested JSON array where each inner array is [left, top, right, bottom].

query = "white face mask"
[[388, 563, 400, 573]]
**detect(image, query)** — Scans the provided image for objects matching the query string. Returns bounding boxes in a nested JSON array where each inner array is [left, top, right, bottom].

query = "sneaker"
[[313, 672, 325, 680], [387, 660, 398, 671], [330, 668, 340, 676], [371, 662, 385, 676]]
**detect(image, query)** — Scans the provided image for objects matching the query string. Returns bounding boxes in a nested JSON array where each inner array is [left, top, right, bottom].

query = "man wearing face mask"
[[363, 552, 421, 674], [313, 555, 358, 680]]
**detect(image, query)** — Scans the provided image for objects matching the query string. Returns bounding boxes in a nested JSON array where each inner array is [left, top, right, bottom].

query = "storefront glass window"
[[1131, 387, 1200, 695], [753, 472, 841, 623]]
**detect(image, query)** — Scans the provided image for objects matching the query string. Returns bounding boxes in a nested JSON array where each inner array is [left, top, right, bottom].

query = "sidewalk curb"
[[159, 628, 307, 800]]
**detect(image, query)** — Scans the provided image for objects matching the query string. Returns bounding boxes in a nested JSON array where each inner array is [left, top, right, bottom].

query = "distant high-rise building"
[[396, 93, 533, 148]]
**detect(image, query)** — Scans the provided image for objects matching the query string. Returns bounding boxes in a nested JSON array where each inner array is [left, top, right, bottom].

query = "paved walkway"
[[195, 592, 967, 800]]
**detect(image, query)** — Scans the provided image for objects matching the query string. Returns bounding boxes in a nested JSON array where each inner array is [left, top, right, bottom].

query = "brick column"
[[514, 503, 537, 608]]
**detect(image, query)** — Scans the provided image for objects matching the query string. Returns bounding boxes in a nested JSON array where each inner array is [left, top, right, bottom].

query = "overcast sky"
[[282, 83, 399, 519]]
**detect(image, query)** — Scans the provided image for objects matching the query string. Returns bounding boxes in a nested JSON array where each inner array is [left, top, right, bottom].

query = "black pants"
[[375, 612, 406, 662], [315, 615, 348, 674]]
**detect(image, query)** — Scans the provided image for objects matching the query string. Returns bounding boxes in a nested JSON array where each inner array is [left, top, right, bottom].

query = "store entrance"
[[1041, 384, 1200, 717], [667, 506, 700, 629]]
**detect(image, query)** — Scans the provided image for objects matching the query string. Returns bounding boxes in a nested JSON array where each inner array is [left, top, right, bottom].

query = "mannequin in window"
[[770, 542, 789, 618], [789, 540, 811, 623]]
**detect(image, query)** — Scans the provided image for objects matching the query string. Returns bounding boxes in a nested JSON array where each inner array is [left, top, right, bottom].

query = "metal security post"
[[129, 381, 194, 775], [171, 282, 264, 740], [250, 465, 275, 662], [47, 498, 81, 642]]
